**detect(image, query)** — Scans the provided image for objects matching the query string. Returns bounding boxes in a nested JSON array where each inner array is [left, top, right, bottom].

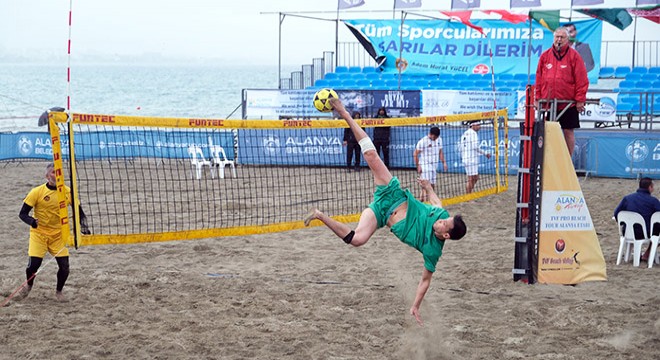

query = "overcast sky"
[[1, 0, 653, 66]]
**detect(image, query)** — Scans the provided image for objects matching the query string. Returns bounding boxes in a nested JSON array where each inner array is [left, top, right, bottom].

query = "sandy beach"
[[1, 161, 658, 360]]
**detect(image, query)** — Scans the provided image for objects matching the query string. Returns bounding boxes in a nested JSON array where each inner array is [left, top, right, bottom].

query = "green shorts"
[[368, 177, 407, 228]]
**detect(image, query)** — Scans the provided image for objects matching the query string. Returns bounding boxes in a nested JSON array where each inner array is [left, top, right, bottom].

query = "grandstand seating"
[[310, 65, 659, 115]]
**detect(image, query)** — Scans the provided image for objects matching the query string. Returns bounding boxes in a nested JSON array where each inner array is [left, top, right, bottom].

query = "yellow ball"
[[313, 88, 339, 113]]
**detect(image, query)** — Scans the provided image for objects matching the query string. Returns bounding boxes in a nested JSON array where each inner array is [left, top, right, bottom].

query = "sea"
[[0, 63, 291, 131]]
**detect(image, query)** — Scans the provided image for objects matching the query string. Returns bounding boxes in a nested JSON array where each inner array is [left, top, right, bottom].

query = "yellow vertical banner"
[[538, 122, 607, 284], [48, 116, 72, 247]]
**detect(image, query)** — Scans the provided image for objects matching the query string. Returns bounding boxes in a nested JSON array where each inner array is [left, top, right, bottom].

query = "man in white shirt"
[[460, 122, 491, 194], [413, 126, 447, 202]]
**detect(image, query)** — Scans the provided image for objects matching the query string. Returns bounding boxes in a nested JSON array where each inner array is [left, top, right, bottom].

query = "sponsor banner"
[[422, 89, 517, 118], [238, 126, 511, 175], [244, 90, 322, 119], [0, 131, 233, 161], [337, 89, 421, 117], [538, 122, 606, 284], [244, 89, 421, 120], [344, 19, 601, 82], [515, 91, 618, 121], [591, 135, 660, 177]]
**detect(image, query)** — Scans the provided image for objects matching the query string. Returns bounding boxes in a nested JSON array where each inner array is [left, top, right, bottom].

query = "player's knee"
[[26, 256, 42, 274], [56, 257, 70, 274]]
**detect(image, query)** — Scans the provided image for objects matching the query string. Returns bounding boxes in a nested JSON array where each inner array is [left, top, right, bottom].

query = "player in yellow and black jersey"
[[17, 163, 89, 302]]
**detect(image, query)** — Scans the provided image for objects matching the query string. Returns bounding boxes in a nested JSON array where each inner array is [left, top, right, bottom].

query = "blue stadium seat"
[[335, 66, 349, 73], [362, 67, 377, 73], [458, 80, 474, 89], [619, 95, 638, 104], [505, 80, 522, 90], [625, 73, 643, 81], [474, 80, 491, 89], [631, 66, 648, 74], [468, 73, 485, 81], [370, 79, 387, 89], [498, 87, 512, 92], [599, 67, 615, 78], [326, 79, 343, 88], [453, 73, 469, 81], [429, 79, 444, 89], [341, 79, 358, 89], [365, 72, 380, 80], [384, 79, 400, 88], [348, 66, 362, 73], [315, 79, 330, 87], [355, 79, 371, 88], [324, 73, 339, 80], [444, 80, 459, 89], [347, 73, 365, 80], [652, 81, 660, 89], [415, 79, 430, 88], [497, 73, 514, 81], [636, 80, 654, 89], [644, 73, 660, 81], [616, 102, 633, 114], [618, 80, 636, 89], [615, 66, 631, 78], [513, 73, 529, 82]]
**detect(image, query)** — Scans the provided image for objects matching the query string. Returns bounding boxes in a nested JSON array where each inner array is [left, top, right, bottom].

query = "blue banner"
[[337, 90, 421, 117], [0, 131, 234, 161], [237, 126, 514, 176], [344, 19, 602, 82]]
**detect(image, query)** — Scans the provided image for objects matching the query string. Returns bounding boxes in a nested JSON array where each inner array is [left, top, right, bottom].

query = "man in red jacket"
[[534, 27, 589, 157]]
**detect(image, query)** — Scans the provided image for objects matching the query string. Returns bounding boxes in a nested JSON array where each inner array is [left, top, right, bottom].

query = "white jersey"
[[460, 128, 480, 164], [415, 136, 442, 169]]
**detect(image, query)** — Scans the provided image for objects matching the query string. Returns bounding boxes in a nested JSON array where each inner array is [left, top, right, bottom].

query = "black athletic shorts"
[[556, 106, 580, 130]]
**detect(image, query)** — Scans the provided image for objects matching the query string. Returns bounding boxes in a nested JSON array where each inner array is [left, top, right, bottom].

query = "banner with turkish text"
[[344, 19, 601, 81]]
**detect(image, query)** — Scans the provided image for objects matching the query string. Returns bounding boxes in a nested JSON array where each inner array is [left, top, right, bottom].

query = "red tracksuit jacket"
[[534, 45, 589, 108]]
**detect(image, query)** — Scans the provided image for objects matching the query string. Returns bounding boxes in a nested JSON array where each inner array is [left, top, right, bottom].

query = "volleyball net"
[[48, 110, 508, 247]]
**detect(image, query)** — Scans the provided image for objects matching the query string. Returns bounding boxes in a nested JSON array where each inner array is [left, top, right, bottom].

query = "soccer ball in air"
[[313, 88, 339, 113]]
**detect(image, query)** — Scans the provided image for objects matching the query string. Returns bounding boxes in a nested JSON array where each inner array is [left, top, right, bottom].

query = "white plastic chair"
[[616, 211, 650, 267], [646, 212, 660, 268], [210, 145, 236, 179], [188, 145, 214, 180]]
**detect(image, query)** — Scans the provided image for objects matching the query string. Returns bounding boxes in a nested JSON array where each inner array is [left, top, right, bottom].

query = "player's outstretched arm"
[[410, 268, 433, 326], [418, 179, 442, 208]]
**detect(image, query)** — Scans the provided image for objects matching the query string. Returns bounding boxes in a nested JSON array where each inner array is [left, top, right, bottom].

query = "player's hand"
[[328, 98, 345, 113], [485, 153, 492, 159], [81, 226, 91, 235], [31, 219, 38, 229], [410, 306, 424, 326], [576, 101, 586, 112], [443, 163, 448, 171]]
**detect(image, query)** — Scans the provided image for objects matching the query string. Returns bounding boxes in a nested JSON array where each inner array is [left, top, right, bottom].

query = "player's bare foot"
[[304, 209, 320, 227], [13, 285, 32, 301], [55, 291, 67, 302]]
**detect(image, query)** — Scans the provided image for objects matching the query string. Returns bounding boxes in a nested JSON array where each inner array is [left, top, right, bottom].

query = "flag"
[[529, 10, 560, 31], [451, 0, 480, 10], [394, 0, 421, 9], [629, 6, 660, 24], [571, 0, 604, 5], [576, 8, 633, 30], [510, 0, 542, 7], [440, 10, 484, 34], [483, 10, 529, 24], [637, 0, 659, 6], [338, 0, 365, 10]]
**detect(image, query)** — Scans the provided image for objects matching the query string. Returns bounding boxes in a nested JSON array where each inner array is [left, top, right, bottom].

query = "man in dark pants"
[[373, 107, 391, 167], [343, 111, 363, 171], [614, 177, 660, 263]]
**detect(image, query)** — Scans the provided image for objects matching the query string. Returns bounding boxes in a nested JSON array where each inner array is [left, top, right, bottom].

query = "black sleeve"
[[78, 206, 91, 235], [19, 203, 38, 228]]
